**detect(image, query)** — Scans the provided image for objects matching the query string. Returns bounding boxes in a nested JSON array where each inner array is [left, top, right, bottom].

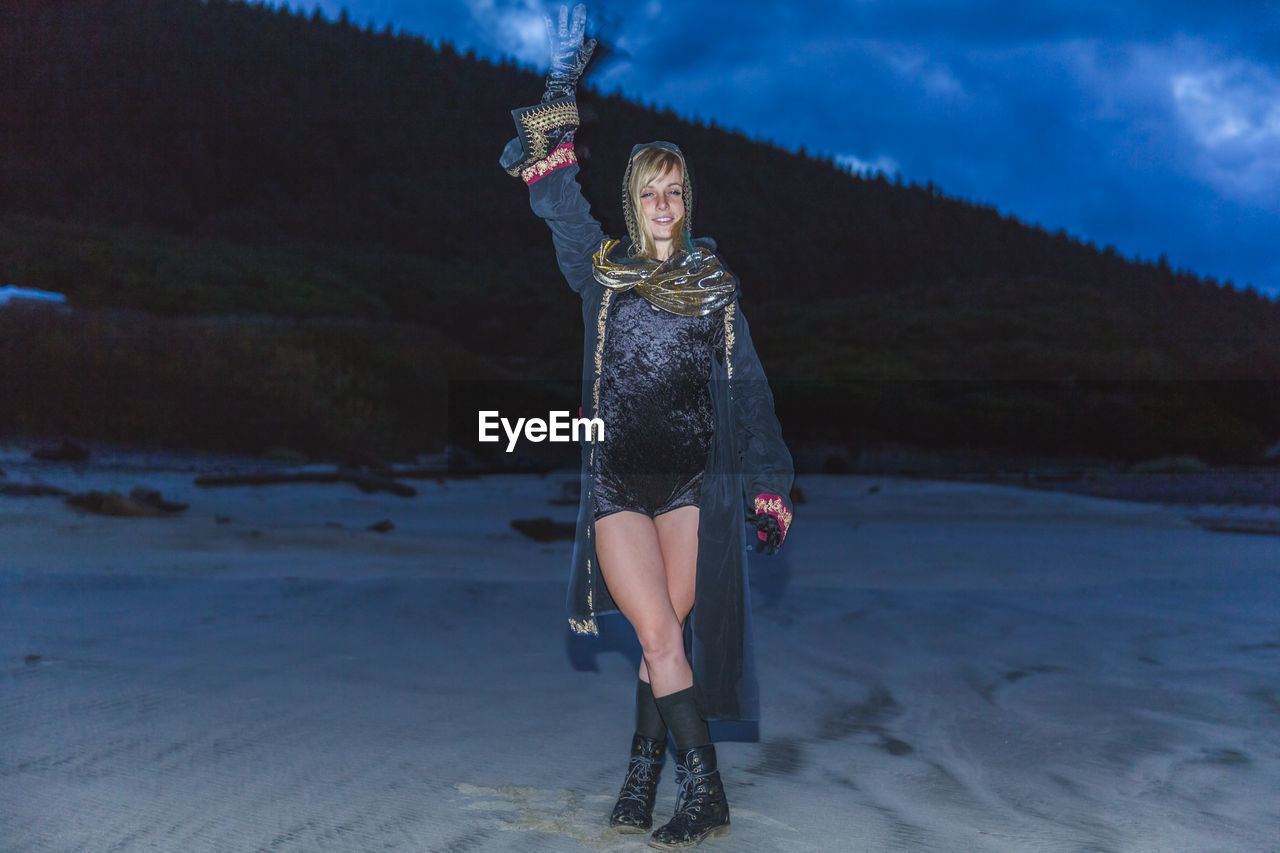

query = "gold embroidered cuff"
[[522, 143, 578, 184], [504, 97, 580, 178], [754, 493, 793, 541]]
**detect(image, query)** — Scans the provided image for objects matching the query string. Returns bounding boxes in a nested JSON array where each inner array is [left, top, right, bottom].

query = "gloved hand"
[[750, 493, 792, 555], [543, 3, 597, 103], [751, 512, 784, 555], [498, 4, 593, 180]]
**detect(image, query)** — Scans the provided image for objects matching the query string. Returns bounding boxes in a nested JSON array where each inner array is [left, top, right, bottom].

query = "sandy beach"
[[2, 446, 1278, 852]]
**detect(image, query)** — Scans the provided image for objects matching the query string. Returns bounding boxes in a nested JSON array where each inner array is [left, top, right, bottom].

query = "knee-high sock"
[[636, 679, 669, 741], [654, 686, 711, 749]]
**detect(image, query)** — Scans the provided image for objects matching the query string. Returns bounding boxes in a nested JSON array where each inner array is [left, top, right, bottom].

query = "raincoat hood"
[[621, 141, 696, 255], [591, 141, 738, 316]]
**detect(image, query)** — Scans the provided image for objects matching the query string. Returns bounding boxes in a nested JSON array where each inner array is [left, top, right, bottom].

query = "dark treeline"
[[1, 0, 1278, 461]]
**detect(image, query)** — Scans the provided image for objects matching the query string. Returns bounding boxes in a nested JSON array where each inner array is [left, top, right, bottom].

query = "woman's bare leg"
[[601, 507, 726, 844], [595, 511, 692, 697], [653, 505, 699, 625], [600, 506, 700, 689]]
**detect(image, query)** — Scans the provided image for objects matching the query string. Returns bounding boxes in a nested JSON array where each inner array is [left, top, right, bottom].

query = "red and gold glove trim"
[[754, 493, 792, 543], [522, 143, 577, 185]]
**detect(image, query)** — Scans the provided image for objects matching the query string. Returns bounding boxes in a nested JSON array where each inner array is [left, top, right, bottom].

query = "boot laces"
[[617, 754, 660, 806], [671, 763, 710, 819]]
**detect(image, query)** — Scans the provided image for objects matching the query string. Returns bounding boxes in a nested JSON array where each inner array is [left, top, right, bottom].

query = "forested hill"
[[2, 0, 1278, 461]]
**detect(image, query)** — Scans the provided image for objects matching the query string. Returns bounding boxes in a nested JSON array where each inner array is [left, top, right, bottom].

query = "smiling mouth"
[[653, 217, 673, 224]]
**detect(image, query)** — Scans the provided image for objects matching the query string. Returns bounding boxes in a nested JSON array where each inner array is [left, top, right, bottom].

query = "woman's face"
[[637, 163, 684, 258]]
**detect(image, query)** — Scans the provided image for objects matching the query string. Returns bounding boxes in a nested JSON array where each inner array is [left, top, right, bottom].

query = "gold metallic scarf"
[[591, 238, 738, 317]]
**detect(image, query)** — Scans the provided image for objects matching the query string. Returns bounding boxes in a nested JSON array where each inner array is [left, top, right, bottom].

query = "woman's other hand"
[[750, 493, 792, 555]]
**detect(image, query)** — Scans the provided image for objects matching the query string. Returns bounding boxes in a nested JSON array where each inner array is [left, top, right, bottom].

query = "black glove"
[[543, 3, 597, 103], [749, 492, 792, 555], [498, 4, 594, 178], [751, 512, 784, 555]]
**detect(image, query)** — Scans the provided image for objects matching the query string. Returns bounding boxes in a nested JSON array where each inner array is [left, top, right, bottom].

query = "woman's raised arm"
[[522, 117, 604, 299], [498, 4, 603, 298]]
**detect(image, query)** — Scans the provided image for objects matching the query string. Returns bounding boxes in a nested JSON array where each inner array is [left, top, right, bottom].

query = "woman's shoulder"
[[692, 236, 733, 271]]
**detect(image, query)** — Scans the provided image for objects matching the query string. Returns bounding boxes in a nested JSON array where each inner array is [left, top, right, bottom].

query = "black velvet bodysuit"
[[593, 289, 724, 520]]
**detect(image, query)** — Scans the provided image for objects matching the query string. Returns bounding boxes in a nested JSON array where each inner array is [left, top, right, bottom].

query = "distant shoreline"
[[932, 469, 1280, 508], [4, 438, 1278, 509]]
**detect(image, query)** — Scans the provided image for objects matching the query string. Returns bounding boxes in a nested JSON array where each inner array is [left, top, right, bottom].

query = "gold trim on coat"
[[724, 302, 736, 380], [569, 288, 615, 637]]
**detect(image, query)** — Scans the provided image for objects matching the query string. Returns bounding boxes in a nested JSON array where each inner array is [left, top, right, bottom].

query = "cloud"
[[462, 0, 548, 66], [1171, 59, 1280, 206], [834, 152, 901, 176], [878, 46, 966, 99]]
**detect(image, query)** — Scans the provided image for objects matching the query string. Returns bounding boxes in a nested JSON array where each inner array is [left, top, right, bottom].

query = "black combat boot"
[[647, 743, 730, 849], [610, 733, 667, 832]]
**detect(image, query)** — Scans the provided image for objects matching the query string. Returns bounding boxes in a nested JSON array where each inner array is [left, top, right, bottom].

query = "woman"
[[500, 6, 794, 849]]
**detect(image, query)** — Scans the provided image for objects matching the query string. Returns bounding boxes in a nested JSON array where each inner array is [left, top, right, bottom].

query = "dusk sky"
[[295, 0, 1279, 296]]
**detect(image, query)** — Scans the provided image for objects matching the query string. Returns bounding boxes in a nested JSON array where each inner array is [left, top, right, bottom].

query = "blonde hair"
[[627, 147, 688, 260]]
